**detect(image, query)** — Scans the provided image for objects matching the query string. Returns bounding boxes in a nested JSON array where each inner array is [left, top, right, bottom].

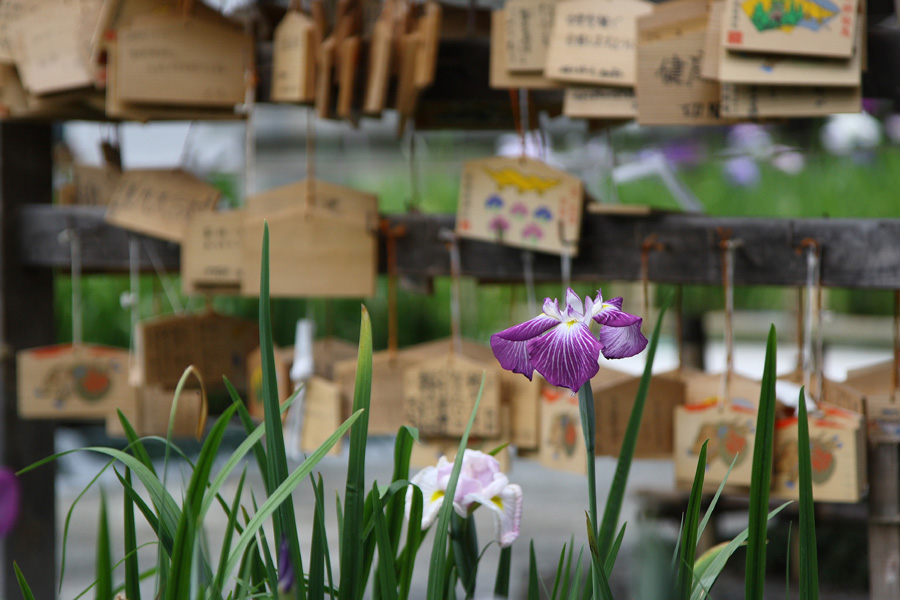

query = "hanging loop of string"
[[305, 107, 316, 212], [59, 228, 83, 347], [718, 230, 740, 410], [243, 67, 257, 201], [798, 239, 822, 403], [381, 220, 407, 363], [440, 229, 463, 358], [142, 239, 184, 315]]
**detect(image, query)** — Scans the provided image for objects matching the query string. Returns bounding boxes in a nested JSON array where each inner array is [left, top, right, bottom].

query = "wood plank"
[[17, 207, 900, 289], [0, 122, 56, 600]]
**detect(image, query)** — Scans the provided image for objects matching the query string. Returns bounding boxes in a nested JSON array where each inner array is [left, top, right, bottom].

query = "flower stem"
[[578, 381, 601, 599]]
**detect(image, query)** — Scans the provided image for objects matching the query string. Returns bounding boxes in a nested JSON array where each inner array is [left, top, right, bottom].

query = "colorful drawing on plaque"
[[522, 223, 544, 243], [533, 206, 553, 221], [549, 412, 580, 458], [510, 202, 528, 218], [689, 418, 753, 468], [776, 433, 840, 487], [484, 167, 561, 194], [742, 0, 839, 33], [489, 215, 510, 239], [36, 361, 117, 407]]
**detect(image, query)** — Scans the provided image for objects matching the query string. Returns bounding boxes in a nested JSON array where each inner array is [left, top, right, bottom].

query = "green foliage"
[[797, 389, 820, 600]]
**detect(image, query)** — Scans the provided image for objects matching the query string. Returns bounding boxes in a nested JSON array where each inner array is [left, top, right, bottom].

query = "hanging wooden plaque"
[[271, 10, 318, 103], [138, 312, 259, 393], [246, 179, 378, 218], [404, 353, 502, 438], [490, 10, 563, 89], [414, 1, 442, 87], [538, 383, 587, 474], [116, 15, 253, 107], [182, 210, 244, 295], [721, 0, 858, 59], [504, 0, 556, 72], [563, 86, 637, 119], [456, 156, 583, 256], [300, 375, 343, 456], [105, 169, 221, 243], [74, 164, 120, 206], [720, 83, 861, 117], [241, 206, 377, 298], [18, 344, 131, 420], [543, 0, 653, 86], [246, 345, 293, 420]]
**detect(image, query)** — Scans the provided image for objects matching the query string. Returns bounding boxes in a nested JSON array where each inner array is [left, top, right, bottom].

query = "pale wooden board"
[[139, 385, 204, 438], [0, 0, 54, 64], [414, 1, 442, 87], [504, 0, 557, 72], [544, 0, 654, 86], [246, 345, 292, 420], [404, 352, 502, 437], [502, 371, 541, 449], [241, 207, 377, 298], [720, 83, 861, 117], [718, 14, 862, 86], [300, 375, 343, 456], [181, 210, 244, 294], [455, 156, 583, 256], [246, 178, 378, 220], [363, 19, 392, 113], [74, 164, 120, 206], [722, 0, 858, 59], [12, 1, 94, 96], [117, 15, 253, 107], [271, 10, 317, 103], [537, 383, 588, 474], [490, 10, 563, 90], [105, 169, 221, 243], [636, 8, 732, 126], [137, 312, 259, 392], [312, 337, 359, 381], [563, 85, 637, 119], [17, 344, 132, 419], [702, 1, 726, 79]]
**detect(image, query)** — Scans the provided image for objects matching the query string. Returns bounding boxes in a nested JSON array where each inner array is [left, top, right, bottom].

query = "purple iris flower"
[[0, 467, 21, 538], [277, 536, 294, 593], [491, 288, 648, 393]]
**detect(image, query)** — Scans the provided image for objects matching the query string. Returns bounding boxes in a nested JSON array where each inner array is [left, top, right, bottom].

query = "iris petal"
[[599, 320, 649, 359], [466, 484, 524, 548], [409, 466, 445, 529], [527, 322, 602, 392], [491, 314, 559, 379], [492, 314, 559, 342], [592, 297, 642, 326], [564, 288, 583, 318]]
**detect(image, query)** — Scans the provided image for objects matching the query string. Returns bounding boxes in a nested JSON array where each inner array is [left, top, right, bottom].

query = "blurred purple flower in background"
[[724, 155, 761, 188], [770, 150, 806, 175], [661, 138, 706, 169], [727, 124, 773, 159], [277, 536, 294, 594], [0, 467, 21, 538]]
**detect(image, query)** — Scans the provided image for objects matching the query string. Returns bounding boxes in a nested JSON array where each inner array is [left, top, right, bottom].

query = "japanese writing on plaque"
[[655, 52, 703, 86]]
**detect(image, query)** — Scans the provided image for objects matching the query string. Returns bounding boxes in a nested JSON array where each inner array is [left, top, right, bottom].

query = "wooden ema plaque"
[[409, 426, 513, 473], [105, 169, 221, 243], [74, 164, 120, 207], [720, 83, 861, 118], [842, 360, 900, 420], [241, 205, 377, 298], [271, 10, 317, 103], [593, 367, 686, 458], [490, 10, 563, 90], [138, 312, 259, 393], [543, 0, 653, 86], [107, 385, 204, 438], [313, 337, 359, 381], [504, 0, 557, 72], [300, 375, 343, 457], [772, 404, 866, 503], [502, 370, 541, 450], [17, 344, 131, 420], [404, 353, 502, 438], [563, 86, 637, 119], [246, 179, 378, 218], [674, 371, 762, 489], [635, 2, 731, 126], [456, 156, 583, 256], [538, 382, 587, 475], [116, 15, 254, 107], [246, 345, 293, 421], [721, 0, 858, 59], [182, 210, 244, 295]]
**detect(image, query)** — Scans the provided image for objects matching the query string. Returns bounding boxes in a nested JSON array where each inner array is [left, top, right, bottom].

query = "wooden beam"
[[17, 207, 900, 290], [0, 123, 56, 600]]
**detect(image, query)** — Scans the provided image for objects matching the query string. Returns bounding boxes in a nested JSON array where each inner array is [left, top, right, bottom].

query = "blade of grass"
[[14, 562, 36, 600], [425, 375, 486, 600], [597, 293, 671, 560], [797, 388, 819, 600], [398, 485, 423, 600], [371, 480, 400, 600], [223, 409, 363, 578], [528, 541, 539, 600], [678, 440, 708, 600], [123, 468, 142, 600], [586, 514, 614, 600], [691, 502, 791, 600], [213, 468, 248, 596], [566, 547, 585, 600], [603, 522, 627, 577], [258, 223, 307, 600], [339, 305, 374, 600], [494, 546, 512, 598], [549, 544, 567, 600], [449, 513, 478, 599], [309, 474, 328, 600], [745, 325, 778, 600], [94, 488, 112, 600], [558, 538, 575, 600], [697, 454, 739, 541]]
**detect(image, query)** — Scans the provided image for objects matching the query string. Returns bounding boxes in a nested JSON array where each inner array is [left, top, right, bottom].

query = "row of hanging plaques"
[[492, 0, 864, 124]]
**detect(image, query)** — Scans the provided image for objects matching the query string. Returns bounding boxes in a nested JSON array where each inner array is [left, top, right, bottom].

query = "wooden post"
[[868, 432, 900, 599], [0, 122, 56, 599]]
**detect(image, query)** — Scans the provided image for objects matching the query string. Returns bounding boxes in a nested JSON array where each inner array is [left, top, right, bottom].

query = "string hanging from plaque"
[[17, 229, 132, 420]]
